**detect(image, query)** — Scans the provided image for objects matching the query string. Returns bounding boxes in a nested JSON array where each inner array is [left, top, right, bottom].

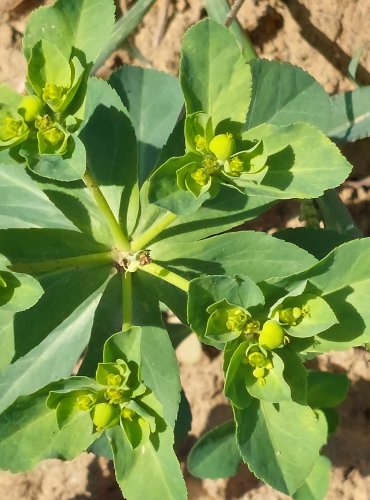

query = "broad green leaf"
[[0, 390, 96, 472], [235, 399, 327, 495], [107, 426, 187, 500], [280, 239, 370, 350], [0, 85, 22, 107], [79, 78, 138, 236], [110, 66, 184, 185], [274, 228, 351, 260], [23, 134, 86, 182], [174, 390, 192, 448], [328, 86, 370, 142], [0, 166, 75, 230], [293, 455, 331, 500], [23, 0, 116, 63], [245, 352, 291, 402], [245, 60, 330, 132], [277, 347, 307, 405], [180, 19, 252, 129], [104, 328, 141, 367], [0, 273, 110, 412], [242, 123, 352, 199], [188, 421, 241, 479], [307, 371, 350, 408], [151, 231, 317, 283], [224, 342, 253, 408]]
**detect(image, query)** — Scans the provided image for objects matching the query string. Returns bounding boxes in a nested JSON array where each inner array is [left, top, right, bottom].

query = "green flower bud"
[[228, 155, 244, 175], [43, 127, 64, 147], [191, 167, 209, 186], [248, 351, 266, 367], [18, 95, 43, 122], [92, 403, 120, 431], [195, 134, 207, 151], [209, 133, 235, 160], [121, 407, 136, 421], [202, 156, 219, 174], [259, 320, 284, 350], [35, 114, 53, 132], [104, 387, 126, 405], [253, 366, 266, 379], [106, 373, 123, 387], [76, 394, 96, 411], [0, 107, 29, 147], [42, 83, 67, 107], [226, 307, 249, 332]]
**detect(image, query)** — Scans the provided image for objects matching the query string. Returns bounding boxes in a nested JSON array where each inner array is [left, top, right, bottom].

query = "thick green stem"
[[9, 252, 113, 274], [83, 170, 131, 251], [130, 212, 177, 251], [122, 272, 132, 331], [139, 262, 189, 293]]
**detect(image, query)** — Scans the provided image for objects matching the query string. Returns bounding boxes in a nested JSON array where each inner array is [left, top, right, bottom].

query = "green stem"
[[122, 272, 132, 331], [130, 212, 177, 251], [139, 262, 189, 293], [83, 170, 130, 251], [9, 252, 113, 274]]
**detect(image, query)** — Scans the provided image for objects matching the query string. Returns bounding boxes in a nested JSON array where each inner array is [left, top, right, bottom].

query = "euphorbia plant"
[[0, 1, 369, 499]]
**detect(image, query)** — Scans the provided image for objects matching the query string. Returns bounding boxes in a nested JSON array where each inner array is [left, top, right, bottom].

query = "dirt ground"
[[1, 0, 370, 498]]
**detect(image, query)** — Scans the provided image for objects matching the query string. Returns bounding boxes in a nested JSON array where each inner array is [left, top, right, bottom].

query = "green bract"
[[0, 2, 367, 500]]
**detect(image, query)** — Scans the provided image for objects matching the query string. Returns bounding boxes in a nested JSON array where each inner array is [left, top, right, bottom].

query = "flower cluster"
[[177, 112, 268, 197]]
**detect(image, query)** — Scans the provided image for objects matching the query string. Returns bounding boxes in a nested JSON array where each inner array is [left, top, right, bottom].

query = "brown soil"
[[1, 0, 370, 499]]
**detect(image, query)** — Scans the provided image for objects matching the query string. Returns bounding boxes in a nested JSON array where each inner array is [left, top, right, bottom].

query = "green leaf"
[[110, 66, 184, 185], [104, 327, 141, 366], [107, 426, 187, 500], [0, 389, 96, 472], [79, 78, 138, 236], [245, 352, 291, 402], [0, 271, 43, 314], [235, 399, 327, 495], [23, 0, 116, 63], [0, 166, 76, 230], [271, 293, 338, 339], [0, 84, 22, 107], [293, 455, 331, 500], [152, 231, 317, 282], [328, 86, 370, 142], [245, 59, 330, 132], [188, 421, 241, 479], [180, 19, 252, 130], [280, 239, 370, 350], [241, 123, 352, 199], [23, 134, 86, 182], [224, 341, 253, 408], [274, 228, 351, 260], [277, 347, 307, 405], [307, 371, 350, 408]]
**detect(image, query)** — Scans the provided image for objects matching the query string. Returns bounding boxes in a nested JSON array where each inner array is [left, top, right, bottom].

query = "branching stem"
[[139, 262, 189, 292], [83, 169, 131, 251], [130, 212, 177, 251]]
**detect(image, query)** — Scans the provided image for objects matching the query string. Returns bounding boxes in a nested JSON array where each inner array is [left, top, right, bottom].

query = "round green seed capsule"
[[259, 319, 285, 350], [92, 403, 120, 430], [209, 133, 235, 160], [18, 95, 43, 122]]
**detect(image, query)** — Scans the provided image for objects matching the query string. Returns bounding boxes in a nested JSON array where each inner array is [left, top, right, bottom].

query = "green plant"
[[0, 1, 368, 498]]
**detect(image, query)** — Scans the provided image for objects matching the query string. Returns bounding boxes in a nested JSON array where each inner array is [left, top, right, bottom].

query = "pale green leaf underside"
[[293, 455, 331, 500]]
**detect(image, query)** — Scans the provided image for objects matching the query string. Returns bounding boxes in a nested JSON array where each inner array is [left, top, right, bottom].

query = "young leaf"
[[235, 399, 328, 495], [107, 426, 187, 500], [180, 19, 252, 130], [0, 270, 43, 314], [245, 60, 330, 132], [188, 421, 242, 479], [23, 0, 116, 63]]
